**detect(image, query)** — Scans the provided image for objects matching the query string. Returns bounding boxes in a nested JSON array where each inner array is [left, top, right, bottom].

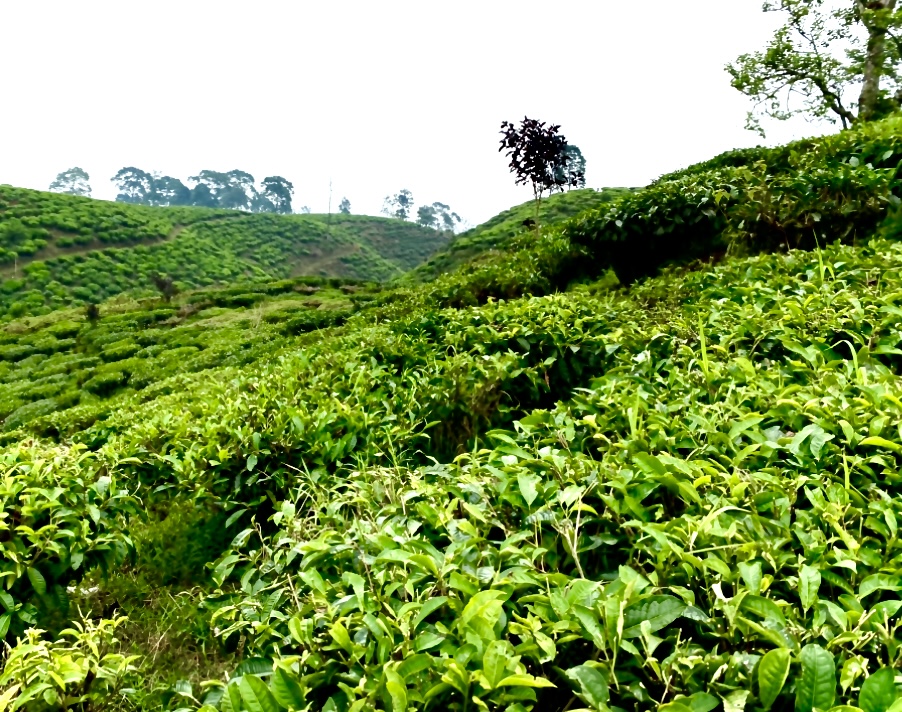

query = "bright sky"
[[0, 1, 836, 226]]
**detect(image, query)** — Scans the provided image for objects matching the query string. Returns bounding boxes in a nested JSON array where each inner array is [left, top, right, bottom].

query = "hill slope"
[[408, 187, 632, 280], [0, 185, 450, 320], [5, 120, 902, 711]]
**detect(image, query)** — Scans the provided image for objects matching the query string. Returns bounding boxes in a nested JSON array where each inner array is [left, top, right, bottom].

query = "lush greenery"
[[409, 189, 632, 281], [0, 186, 450, 321], [5, 118, 902, 712]]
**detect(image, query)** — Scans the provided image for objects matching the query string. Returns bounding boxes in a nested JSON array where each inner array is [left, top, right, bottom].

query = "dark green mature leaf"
[[271, 667, 305, 709], [859, 668, 898, 712], [622, 595, 686, 638], [796, 644, 836, 712], [26, 568, 46, 596], [565, 665, 609, 710]]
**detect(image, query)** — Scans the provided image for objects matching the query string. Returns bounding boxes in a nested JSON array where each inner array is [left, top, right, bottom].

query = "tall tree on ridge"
[[50, 167, 92, 197], [256, 176, 294, 214], [111, 167, 154, 204], [499, 117, 583, 233], [382, 189, 415, 220]]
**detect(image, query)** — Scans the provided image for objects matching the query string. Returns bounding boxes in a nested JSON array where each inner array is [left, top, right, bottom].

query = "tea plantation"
[[4, 115, 902, 712], [0, 186, 451, 321]]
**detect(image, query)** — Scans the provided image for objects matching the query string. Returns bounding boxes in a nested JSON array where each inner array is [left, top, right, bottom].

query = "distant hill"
[[0, 186, 449, 320], [408, 188, 633, 280]]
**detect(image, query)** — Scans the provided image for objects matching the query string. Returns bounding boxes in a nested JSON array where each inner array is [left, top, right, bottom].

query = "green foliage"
[[0, 187, 451, 321], [7, 118, 902, 711], [564, 114, 902, 283], [0, 616, 140, 710], [0, 277, 381, 433], [0, 442, 136, 638], [410, 188, 632, 281]]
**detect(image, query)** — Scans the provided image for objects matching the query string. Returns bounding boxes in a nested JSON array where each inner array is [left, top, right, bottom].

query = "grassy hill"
[[0, 185, 450, 321], [4, 118, 902, 711], [409, 187, 632, 280]]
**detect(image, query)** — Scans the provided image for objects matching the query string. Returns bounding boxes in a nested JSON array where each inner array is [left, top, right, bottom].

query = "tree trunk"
[[858, 0, 898, 121]]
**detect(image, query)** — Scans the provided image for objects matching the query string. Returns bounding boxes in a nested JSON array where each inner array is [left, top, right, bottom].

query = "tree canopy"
[[49, 167, 92, 197], [110, 168, 295, 213], [728, 0, 902, 134]]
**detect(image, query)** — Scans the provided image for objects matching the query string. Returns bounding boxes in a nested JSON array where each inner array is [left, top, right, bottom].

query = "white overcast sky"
[[0, 1, 835, 226]]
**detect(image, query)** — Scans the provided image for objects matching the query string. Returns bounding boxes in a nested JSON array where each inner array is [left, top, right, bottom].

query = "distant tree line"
[[381, 189, 464, 232], [47, 167, 467, 229], [111, 168, 299, 214]]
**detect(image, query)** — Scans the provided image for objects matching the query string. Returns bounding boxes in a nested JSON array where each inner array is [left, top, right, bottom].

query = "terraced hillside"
[[0, 186, 450, 320]]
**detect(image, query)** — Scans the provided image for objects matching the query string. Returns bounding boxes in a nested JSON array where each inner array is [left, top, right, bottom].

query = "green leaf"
[[413, 596, 448, 630], [622, 595, 686, 638], [496, 674, 556, 688], [517, 473, 541, 506], [684, 693, 721, 712], [271, 667, 305, 710], [238, 675, 280, 712], [26, 568, 46, 596], [800, 565, 821, 612], [0, 613, 10, 639], [738, 561, 763, 595], [859, 668, 898, 712], [397, 654, 433, 680], [860, 574, 901, 598], [482, 640, 513, 689], [759, 648, 792, 711], [385, 667, 408, 712], [565, 665, 609, 710], [796, 644, 836, 712], [859, 436, 902, 453]]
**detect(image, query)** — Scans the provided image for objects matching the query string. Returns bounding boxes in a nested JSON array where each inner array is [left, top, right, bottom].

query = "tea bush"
[[564, 114, 902, 283]]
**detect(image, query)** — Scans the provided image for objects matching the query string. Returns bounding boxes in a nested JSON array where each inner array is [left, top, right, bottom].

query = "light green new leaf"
[[482, 640, 514, 689], [859, 668, 898, 712], [859, 575, 901, 598], [496, 674, 556, 688], [238, 675, 280, 712], [413, 597, 448, 631], [738, 561, 763, 595], [800, 565, 821, 612], [759, 648, 792, 711], [859, 437, 902, 453], [517, 473, 541, 507], [796, 644, 836, 712], [385, 667, 408, 712]]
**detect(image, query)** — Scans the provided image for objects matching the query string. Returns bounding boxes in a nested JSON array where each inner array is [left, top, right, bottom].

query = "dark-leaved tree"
[[152, 175, 192, 206], [338, 197, 351, 215], [499, 117, 584, 232]]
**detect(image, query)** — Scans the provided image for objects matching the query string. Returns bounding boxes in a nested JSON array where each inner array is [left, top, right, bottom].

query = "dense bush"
[[565, 115, 902, 283]]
